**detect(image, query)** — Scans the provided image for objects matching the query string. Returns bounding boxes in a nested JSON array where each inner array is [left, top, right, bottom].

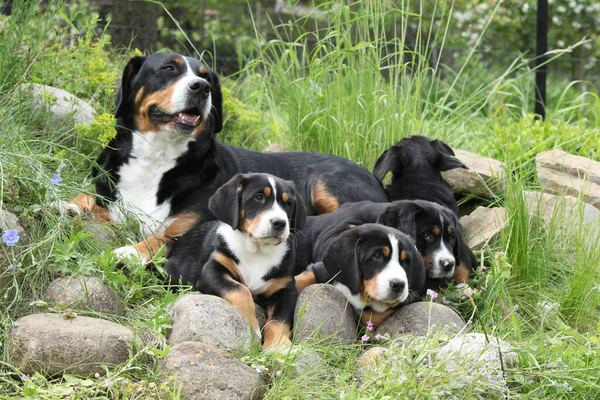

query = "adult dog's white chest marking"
[[109, 131, 193, 237], [217, 224, 289, 294]]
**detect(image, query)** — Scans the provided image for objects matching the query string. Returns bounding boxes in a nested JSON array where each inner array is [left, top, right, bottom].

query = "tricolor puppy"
[[165, 173, 306, 349], [294, 200, 476, 292], [309, 224, 425, 328], [373, 136, 467, 214], [64, 52, 387, 264]]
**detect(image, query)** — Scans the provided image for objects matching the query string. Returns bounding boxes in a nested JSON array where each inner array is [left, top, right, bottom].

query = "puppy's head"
[[373, 136, 467, 183], [321, 224, 425, 310], [209, 173, 307, 244], [378, 200, 464, 281], [115, 53, 223, 136]]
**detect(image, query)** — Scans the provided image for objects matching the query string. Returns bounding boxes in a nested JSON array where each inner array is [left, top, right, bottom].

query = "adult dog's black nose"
[[188, 79, 210, 96], [389, 279, 406, 293]]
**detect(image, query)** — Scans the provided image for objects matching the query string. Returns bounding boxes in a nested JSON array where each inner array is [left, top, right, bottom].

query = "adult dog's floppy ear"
[[289, 182, 307, 231], [321, 230, 362, 295], [432, 139, 467, 171], [208, 173, 246, 229], [208, 70, 223, 133], [115, 56, 147, 119], [377, 201, 422, 242]]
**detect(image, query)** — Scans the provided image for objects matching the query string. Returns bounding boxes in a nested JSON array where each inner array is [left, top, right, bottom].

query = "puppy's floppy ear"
[[432, 139, 467, 171], [321, 230, 362, 295], [377, 201, 422, 242], [208, 173, 246, 229], [454, 221, 477, 275], [373, 147, 398, 183], [406, 246, 426, 298], [208, 70, 223, 133], [115, 56, 147, 119], [289, 183, 307, 231]]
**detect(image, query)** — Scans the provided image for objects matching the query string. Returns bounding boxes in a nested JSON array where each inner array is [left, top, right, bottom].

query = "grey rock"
[[293, 348, 325, 377], [355, 346, 389, 379], [438, 333, 518, 392], [442, 149, 506, 197], [294, 284, 357, 345], [161, 341, 264, 400], [169, 293, 258, 353], [9, 313, 133, 376], [19, 83, 95, 125], [45, 276, 124, 316], [263, 143, 292, 153], [536, 150, 600, 209], [375, 302, 465, 339], [1, 209, 28, 245], [83, 222, 117, 246], [459, 206, 509, 250]]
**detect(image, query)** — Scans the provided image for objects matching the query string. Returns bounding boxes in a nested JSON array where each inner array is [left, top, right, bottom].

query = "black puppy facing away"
[[373, 136, 467, 214], [165, 173, 307, 349], [294, 200, 476, 292], [307, 224, 425, 328]]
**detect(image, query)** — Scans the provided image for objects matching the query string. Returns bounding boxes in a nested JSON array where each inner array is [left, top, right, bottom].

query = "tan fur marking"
[[448, 226, 454, 234], [135, 87, 145, 106], [401, 250, 407, 261], [381, 246, 390, 257], [432, 225, 440, 235], [237, 184, 243, 192], [347, 224, 357, 229], [263, 321, 291, 349], [362, 276, 379, 300], [240, 209, 245, 220], [239, 212, 264, 237], [454, 264, 470, 285], [67, 193, 111, 222], [360, 309, 396, 330], [213, 251, 240, 281], [294, 271, 316, 293], [164, 212, 201, 238], [282, 192, 289, 202], [173, 57, 183, 65], [131, 236, 169, 263], [311, 180, 340, 214], [136, 85, 176, 132], [422, 255, 434, 272], [264, 187, 271, 197], [263, 277, 291, 298], [223, 281, 260, 334], [199, 66, 207, 74]]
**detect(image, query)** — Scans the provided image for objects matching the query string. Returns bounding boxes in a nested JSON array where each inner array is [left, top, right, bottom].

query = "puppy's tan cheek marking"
[[294, 271, 316, 293], [432, 225, 440, 236], [282, 192, 289, 202], [222, 279, 259, 333], [264, 187, 271, 197], [448, 226, 454, 234], [237, 184, 243, 193], [263, 321, 291, 349], [422, 255, 434, 272], [135, 87, 145, 106], [311, 180, 340, 214], [363, 276, 379, 300], [212, 251, 240, 281], [381, 247, 390, 257], [454, 264, 470, 285], [263, 277, 292, 298], [401, 250, 407, 261], [239, 212, 263, 236]]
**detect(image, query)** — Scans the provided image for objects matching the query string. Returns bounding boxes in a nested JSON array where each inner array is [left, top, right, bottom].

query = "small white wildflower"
[[94, 373, 100, 379]]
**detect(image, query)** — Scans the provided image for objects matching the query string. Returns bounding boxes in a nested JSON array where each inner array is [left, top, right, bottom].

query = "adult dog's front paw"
[[114, 245, 150, 265]]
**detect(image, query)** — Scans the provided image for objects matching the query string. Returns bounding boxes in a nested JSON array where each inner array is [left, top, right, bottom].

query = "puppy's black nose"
[[440, 259, 455, 270], [389, 279, 406, 292], [271, 219, 287, 231], [188, 79, 210, 96]]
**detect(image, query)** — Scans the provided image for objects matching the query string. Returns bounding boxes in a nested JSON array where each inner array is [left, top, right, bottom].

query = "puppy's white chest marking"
[[217, 224, 289, 293], [109, 131, 193, 237]]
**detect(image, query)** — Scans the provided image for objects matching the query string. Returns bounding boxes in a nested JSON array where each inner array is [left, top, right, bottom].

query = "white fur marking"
[[374, 234, 409, 303], [252, 177, 289, 241], [170, 58, 211, 119]]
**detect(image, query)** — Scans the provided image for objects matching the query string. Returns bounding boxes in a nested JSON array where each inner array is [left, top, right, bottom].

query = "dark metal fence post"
[[535, 0, 548, 120]]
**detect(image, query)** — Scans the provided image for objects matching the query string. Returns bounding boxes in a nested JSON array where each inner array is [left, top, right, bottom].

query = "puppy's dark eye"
[[372, 251, 383, 261], [423, 232, 433, 241], [254, 193, 264, 202], [284, 200, 293, 209], [162, 65, 175, 71]]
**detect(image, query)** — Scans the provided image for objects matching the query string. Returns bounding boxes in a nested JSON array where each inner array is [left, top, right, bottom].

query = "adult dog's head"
[[317, 224, 425, 313], [114, 53, 223, 137], [377, 200, 473, 283], [209, 173, 307, 245]]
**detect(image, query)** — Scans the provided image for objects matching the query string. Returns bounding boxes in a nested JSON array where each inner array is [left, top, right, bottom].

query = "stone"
[[45, 276, 124, 316], [263, 143, 293, 153], [356, 346, 389, 378], [437, 333, 518, 393], [83, 222, 117, 246], [294, 284, 357, 345], [1, 209, 28, 245], [161, 341, 265, 400], [9, 313, 133, 376], [441, 149, 505, 197], [459, 206, 509, 250], [536, 150, 600, 209], [19, 83, 95, 125], [374, 302, 465, 340], [169, 293, 258, 353]]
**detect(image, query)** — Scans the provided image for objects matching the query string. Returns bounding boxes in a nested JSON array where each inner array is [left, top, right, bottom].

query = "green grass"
[[1, 0, 600, 398]]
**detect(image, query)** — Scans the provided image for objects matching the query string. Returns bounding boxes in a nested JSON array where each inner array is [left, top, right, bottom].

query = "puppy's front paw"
[[114, 245, 150, 265], [54, 200, 82, 216]]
